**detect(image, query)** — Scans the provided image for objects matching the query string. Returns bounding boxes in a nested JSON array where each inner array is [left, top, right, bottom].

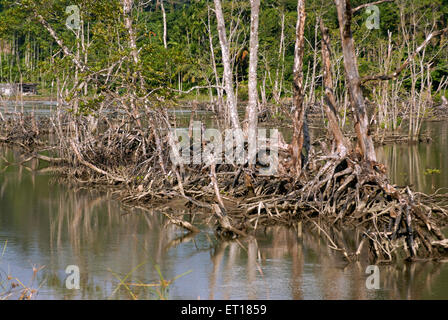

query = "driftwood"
[[161, 211, 200, 234]]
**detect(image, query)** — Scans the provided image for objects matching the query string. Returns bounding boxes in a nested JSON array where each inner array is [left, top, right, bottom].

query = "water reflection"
[[376, 121, 448, 194], [2, 123, 448, 299]]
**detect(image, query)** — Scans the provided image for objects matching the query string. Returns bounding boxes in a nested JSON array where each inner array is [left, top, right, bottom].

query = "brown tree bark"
[[290, 0, 307, 175], [320, 20, 347, 156], [335, 0, 376, 162]]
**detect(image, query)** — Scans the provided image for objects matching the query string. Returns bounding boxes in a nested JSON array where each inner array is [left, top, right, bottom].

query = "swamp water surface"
[[1, 103, 448, 299]]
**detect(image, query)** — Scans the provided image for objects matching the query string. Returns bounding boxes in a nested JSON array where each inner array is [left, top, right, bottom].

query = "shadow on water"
[[1, 120, 448, 299]]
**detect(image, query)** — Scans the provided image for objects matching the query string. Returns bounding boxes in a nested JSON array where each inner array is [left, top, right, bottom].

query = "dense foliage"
[[0, 0, 447, 102]]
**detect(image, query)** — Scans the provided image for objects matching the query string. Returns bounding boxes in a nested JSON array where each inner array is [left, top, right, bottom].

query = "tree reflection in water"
[[1, 145, 448, 300]]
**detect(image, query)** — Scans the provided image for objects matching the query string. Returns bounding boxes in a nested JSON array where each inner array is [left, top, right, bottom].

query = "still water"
[[1, 107, 448, 299]]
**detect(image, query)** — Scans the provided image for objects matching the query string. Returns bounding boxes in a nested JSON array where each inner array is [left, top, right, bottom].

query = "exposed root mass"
[[1, 113, 448, 263]]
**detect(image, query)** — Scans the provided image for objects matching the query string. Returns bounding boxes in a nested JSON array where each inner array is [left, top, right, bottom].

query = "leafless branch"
[[352, 0, 394, 14], [362, 27, 448, 84]]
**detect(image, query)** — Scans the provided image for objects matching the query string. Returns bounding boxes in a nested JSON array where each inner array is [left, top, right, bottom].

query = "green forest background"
[[0, 0, 447, 104]]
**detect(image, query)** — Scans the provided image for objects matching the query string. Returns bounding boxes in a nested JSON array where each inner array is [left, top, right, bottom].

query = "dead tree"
[[335, 0, 376, 162], [122, 0, 145, 127], [213, 0, 241, 131], [206, 6, 224, 115], [273, 10, 286, 104], [320, 19, 347, 156], [160, 0, 168, 49], [290, 0, 307, 175], [246, 0, 261, 167], [362, 26, 448, 84], [122, 0, 139, 67]]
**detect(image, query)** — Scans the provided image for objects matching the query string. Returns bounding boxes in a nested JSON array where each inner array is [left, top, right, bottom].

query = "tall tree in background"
[[290, 0, 307, 175], [160, 0, 167, 49]]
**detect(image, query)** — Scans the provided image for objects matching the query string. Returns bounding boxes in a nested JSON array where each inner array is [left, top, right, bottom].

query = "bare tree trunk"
[[362, 26, 448, 84], [309, 19, 319, 106], [34, 13, 86, 73], [74, 27, 80, 113], [335, 0, 376, 162], [246, 0, 260, 167], [122, 0, 143, 127], [290, 0, 307, 175], [320, 19, 347, 156], [122, 0, 139, 66], [351, 0, 394, 13], [213, 0, 241, 131], [273, 11, 285, 104], [207, 6, 224, 115], [160, 0, 168, 49], [81, 21, 88, 96], [122, 0, 146, 88]]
